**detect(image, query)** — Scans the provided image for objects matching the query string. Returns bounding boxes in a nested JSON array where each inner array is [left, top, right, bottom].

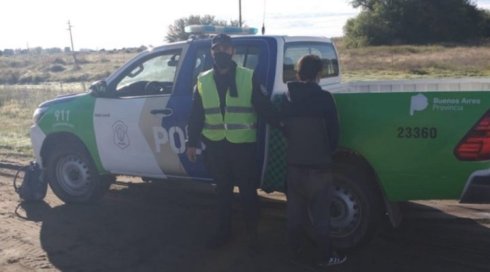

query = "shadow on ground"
[[18, 179, 490, 272]]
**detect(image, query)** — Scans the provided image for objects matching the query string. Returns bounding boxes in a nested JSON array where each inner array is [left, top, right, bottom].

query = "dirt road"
[[1, 159, 489, 272]]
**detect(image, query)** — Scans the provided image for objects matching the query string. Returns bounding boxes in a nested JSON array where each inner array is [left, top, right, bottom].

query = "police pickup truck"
[[30, 27, 490, 249]]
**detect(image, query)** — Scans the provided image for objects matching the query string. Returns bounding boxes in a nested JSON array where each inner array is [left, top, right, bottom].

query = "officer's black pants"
[[204, 140, 259, 237]]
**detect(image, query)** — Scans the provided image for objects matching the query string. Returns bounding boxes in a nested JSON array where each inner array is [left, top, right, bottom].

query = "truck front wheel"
[[330, 163, 383, 250], [45, 141, 112, 203]]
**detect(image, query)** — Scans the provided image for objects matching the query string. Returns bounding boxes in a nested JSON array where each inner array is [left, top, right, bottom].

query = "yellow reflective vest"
[[197, 66, 257, 143]]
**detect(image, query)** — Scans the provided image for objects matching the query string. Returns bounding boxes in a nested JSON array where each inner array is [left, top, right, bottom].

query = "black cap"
[[211, 33, 232, 49]]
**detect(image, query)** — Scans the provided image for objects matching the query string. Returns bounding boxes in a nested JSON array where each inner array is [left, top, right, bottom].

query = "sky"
[[1, 0, 490, 50]]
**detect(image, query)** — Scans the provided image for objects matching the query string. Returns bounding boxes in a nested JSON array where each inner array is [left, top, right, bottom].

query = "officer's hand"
[[186, 147, 198, 162]]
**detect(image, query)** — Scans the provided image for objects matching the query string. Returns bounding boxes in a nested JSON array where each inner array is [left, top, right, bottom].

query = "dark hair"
[[296, 54, 323, 81]]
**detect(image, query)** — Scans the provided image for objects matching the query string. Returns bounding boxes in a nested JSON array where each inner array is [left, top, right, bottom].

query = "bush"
[[49, 64, 66, 72]]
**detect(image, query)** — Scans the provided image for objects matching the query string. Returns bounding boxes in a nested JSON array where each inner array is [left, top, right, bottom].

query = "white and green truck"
[[30, 32, 490, 249]]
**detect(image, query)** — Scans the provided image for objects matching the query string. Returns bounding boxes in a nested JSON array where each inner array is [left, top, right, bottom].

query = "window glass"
[[190, 45, 262, 87], [192, 48, 212, 86], [233, 46, 261, 70], [115, 50, 182, 96], [283, 42, 339, 82]]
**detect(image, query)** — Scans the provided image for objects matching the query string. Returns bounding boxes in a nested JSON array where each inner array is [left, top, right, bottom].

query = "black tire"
[[329, 162, 383, 250], [45, 140, 113, 204]]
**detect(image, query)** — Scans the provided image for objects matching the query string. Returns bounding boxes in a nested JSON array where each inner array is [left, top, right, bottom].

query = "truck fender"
[[40, 132, 101, 172]]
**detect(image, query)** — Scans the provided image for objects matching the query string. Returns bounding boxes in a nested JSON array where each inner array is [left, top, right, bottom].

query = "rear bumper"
[[460, 170, 490, 204]]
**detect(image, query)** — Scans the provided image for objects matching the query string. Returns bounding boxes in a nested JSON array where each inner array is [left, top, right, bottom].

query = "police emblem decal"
[[113, 120, 130, 149]]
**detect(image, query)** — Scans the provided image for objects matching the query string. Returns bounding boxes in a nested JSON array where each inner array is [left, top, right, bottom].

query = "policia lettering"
[[197, 66, 257, 143], [153, 126, 187, 154]]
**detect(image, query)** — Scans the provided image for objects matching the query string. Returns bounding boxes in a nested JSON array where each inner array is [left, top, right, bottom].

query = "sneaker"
[[317, 254, 347, 267], [327, 254, 347, 266]]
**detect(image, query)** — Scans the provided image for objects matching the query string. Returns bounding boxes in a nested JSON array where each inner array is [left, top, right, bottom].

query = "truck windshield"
[[115, 49, 182, 96], [283, 42, 339, 82]]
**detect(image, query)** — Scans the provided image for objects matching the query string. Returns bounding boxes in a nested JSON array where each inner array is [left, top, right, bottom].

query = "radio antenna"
[[261, 0, 267, 35]]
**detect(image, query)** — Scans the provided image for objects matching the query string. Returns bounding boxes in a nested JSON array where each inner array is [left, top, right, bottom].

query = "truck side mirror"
[[167, 54, 180, 67], [89, 80, 108, 97]]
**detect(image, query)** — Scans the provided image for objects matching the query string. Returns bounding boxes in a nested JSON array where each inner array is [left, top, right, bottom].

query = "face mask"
[[214, 52, 233, 69]]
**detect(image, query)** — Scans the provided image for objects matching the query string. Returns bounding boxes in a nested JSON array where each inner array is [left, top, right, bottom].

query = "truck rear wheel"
[[329, 162, 383, 250], [45, 141, 112, 203]]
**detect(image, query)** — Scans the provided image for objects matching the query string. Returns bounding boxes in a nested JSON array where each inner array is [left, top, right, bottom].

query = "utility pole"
[[239, 0, 242, 27], [67, 20, 79, 68]]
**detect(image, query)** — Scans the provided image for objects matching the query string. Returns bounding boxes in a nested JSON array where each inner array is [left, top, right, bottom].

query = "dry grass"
[[0, 84, 83, 156], [0, 51, 136, 84], [336, 41, 490, 80]]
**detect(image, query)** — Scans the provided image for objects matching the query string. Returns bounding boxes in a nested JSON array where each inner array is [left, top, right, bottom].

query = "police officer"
[[186, 34, 279, 250]]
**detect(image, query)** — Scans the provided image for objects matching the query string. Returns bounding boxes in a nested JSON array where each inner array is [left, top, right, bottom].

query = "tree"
[[344, 0, 490, 47], [165, 15, 240, 42], [350, 0, 378, 10]]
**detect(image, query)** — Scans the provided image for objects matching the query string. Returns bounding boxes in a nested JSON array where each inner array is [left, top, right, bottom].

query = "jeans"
[[286, 165, 334, 259]]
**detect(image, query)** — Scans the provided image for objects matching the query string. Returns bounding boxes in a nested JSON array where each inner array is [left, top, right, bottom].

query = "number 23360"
[[397, 127, 437, 139]]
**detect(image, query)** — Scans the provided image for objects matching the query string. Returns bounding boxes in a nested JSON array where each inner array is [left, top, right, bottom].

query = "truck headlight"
[[33, 107, 47, 124]]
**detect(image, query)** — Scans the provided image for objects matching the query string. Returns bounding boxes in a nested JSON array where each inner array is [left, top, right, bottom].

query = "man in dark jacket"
[[280, 54, 346, 267]]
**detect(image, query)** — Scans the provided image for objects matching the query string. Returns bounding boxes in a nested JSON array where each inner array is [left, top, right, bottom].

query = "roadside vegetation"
[[0, 51, 136, 85], [336, 40, 490, 80], [0, 84, 81, 157], [1, 40, 490, 158]]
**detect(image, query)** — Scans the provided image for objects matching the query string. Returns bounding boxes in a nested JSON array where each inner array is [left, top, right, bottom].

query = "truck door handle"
[[151, 108, 173, 117]]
